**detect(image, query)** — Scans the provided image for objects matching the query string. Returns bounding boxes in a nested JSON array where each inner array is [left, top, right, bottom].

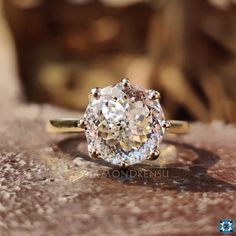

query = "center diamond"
[[84, 81, 166, 166]]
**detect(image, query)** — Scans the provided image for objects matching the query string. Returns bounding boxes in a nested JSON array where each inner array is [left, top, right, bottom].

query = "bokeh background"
[[0, 0, 236, 122]]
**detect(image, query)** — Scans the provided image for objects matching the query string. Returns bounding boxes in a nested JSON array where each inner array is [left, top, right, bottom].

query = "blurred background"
[[0, 0, 235, 122]]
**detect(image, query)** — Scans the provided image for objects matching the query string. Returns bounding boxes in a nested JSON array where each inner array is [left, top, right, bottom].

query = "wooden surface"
[[0, 105, 235, 235]]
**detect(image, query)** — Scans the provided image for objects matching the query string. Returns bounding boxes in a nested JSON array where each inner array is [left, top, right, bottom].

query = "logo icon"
[[218, 220, 235, 234]]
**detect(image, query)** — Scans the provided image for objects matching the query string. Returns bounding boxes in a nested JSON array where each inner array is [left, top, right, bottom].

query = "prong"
[[121, 162, 129, 169], [147, 150, 160, 161], [78, 119, 86, 129], [90, 87, 101, 99], [121, 77, 130, 88], [163, 120, 171, 129], [90, 150, 101, 160], [148, 90, 161, 100], [130, 97, 136, 102]]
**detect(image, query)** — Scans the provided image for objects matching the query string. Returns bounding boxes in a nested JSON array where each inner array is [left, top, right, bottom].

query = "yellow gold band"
[[47, 119, 189, 134], [168, 120, 189, 134]]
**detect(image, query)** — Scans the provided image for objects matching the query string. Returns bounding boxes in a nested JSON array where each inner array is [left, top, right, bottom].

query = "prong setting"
[[90, 150, 101, 160], [163, 120, 171, 129], [121, 162, 129, 169], [78, 119, 87, 129], [121, 77, 130, 88], [90, 87, 101, 99], [148, 90, 161, 100], [147, 150, 160, 161], [84, 79, 166, 166]]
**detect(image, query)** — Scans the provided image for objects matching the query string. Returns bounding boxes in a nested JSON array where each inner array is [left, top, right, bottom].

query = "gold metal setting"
[[47, 81, 189, 166], [47, 119, 189, 134]]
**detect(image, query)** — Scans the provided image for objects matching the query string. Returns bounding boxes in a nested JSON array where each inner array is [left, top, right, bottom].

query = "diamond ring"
[[47, 78, 189, 166]]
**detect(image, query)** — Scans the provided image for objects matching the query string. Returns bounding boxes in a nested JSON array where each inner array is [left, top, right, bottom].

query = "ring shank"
[[168, 120, 189, 134], [47, 119, 189, 134], [47, 119, 84, 133]]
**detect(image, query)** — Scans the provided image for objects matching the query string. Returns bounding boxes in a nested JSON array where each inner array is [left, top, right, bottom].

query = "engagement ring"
[[47, 78, 189, 166]]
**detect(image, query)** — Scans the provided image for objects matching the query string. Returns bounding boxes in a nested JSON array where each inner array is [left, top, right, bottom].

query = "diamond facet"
[[84, 82, 166, 166]]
